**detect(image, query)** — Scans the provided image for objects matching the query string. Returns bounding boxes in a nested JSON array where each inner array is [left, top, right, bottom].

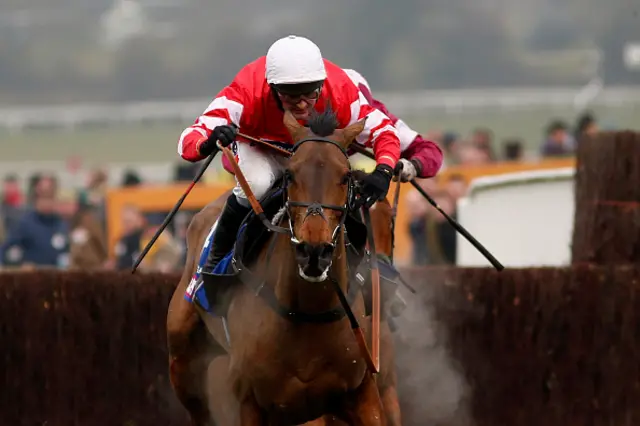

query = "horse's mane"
[[307, 104, 339, 137]]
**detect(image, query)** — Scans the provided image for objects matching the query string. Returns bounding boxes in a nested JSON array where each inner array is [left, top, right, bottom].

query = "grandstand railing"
[[1, 85, 639, 132]]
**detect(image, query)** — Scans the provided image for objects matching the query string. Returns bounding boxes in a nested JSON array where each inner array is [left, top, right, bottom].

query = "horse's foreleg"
[[378, 324, 401, 426], [167, 290, 215, 426], [340, 372, 387, 426], [379, 383, 401, 426]]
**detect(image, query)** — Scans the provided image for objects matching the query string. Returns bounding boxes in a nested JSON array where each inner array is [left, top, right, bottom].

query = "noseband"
[[284, 137, 354, 248]]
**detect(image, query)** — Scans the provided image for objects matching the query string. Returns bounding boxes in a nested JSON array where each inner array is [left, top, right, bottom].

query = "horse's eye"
[[285, 170, 294, 183]]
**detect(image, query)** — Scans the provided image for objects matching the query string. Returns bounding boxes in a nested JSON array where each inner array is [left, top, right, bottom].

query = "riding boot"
[[202, 193, 251, 274], [379, 258, 408, 324]]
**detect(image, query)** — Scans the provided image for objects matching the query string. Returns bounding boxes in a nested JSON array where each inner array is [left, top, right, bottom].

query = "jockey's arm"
[[351, 95, 401, 171], [356, 82, 443, 179], [400, 132, 443, 179], [177, 81, 247, 163]]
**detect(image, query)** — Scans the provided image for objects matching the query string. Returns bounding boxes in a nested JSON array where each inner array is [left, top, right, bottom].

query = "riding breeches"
[[231, 142, 288, 208]]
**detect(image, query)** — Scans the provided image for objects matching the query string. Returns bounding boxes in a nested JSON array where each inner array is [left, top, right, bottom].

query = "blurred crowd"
[[0, 163, 201, 273], [403, 111, 597, 265], [0, 112, 598, 271]]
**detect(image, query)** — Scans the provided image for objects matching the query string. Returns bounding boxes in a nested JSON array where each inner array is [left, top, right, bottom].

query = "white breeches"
[[232, 142, 288, 207]]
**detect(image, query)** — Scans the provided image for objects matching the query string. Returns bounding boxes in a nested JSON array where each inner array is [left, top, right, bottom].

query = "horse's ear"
[[341, 117, 367, 149], [283, 110, 307, 141]]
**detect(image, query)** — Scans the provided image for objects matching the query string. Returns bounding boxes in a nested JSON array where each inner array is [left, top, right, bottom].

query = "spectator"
[[1, 174, 24, 237], [0, 209, 5, 245], [24, 172, 59, 212], [458, 142, 492, 165], [174, 162, 199, 182], [114, 204, 146, 270], [416, 174, 467, 266], [78, 168, 108, 207], [574, 111, 598, 141], [138, 216, 183, 273], [503, 138, 525, 161], [121, 169, 142, 187], [440, 132, 462, 167], [540, 119, 575, 158], [68, 205, 109, 270], [471, 127, 497, 162], [405, 178, 439, 265], [1, 175, 69, 268], [78, 167, 109, 229], [424, 189, 457, 265], [445, 173, 468, 202]]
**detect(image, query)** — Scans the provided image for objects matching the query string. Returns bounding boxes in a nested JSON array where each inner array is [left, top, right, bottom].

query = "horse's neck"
[[269, 231, 349, 314]]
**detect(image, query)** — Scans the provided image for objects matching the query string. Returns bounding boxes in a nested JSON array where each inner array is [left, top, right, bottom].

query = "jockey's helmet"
[[266, 35, 326, 96]]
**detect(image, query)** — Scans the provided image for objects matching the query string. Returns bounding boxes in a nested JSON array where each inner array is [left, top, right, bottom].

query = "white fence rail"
[[456, 168, 575, 267], [1, 85, 639, 132]]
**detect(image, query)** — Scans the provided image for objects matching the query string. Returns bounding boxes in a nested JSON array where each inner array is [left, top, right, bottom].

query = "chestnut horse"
[[306, 197, 402, 426], [168, 197, 402, 426], [167, 108, 393, 425]]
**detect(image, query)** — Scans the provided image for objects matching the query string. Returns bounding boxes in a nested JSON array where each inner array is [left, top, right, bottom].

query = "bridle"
[[283, 136, 355, 250]]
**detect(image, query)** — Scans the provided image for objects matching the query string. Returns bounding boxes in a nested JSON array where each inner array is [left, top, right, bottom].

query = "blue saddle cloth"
[[184, 222, 245, 314]]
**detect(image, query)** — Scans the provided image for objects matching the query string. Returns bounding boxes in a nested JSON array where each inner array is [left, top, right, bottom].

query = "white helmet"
[[343, 68, 371, 91], [266, 35, 327, 85]]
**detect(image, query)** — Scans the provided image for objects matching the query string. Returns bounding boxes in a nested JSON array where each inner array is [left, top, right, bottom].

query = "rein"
[[390, 170, 402, 263], [218, 133, 381, 374]]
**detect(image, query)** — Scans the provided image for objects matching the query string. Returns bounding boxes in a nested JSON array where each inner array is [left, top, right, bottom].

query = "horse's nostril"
[[295, 243, 311, 259], [295, 242, 334, 279], [295, 242, 334, 264], [320, 243, 334, 259]]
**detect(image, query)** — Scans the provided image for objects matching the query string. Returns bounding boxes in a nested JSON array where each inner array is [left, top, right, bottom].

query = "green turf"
[[1, 104, 638, 163], [0, 123, 186, 163]]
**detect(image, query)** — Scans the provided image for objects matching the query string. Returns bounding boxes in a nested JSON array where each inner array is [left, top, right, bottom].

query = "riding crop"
[[131, 148, 220, 273]]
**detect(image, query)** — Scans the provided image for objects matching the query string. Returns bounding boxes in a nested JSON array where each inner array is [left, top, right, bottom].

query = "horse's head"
[[282, 107, 366, 282]]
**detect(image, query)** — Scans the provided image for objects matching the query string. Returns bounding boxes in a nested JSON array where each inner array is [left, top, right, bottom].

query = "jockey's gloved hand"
[[396, 158, 420, 182], [357, 164, 394, 208], [199, 124, 239, 156]]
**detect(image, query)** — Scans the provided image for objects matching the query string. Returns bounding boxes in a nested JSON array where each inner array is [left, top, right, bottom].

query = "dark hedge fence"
[[572, 130, 640, 265], [2, 266, 640, 426]]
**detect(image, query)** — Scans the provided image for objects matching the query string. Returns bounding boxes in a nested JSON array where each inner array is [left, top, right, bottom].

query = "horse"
[[168, 196, 403, 426], [167, 107, 394, 425], [303, 196, 403, 426]]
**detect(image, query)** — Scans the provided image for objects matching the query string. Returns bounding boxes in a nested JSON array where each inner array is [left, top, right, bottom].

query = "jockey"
[[220, 68, 444, 181], [178, 35, 402, 274], [342, 68, 443, 180]]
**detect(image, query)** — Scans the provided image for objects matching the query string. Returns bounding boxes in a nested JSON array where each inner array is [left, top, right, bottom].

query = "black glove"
[[356, 164, 394, 208], [198, 124, 238, 156]]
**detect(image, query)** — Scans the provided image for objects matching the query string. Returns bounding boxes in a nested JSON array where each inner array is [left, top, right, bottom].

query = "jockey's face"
[[273, 81, 323, 121], [279, 92, 319, 120]]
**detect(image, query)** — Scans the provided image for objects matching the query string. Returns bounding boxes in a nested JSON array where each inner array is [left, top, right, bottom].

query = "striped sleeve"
[[177, 81, 247, 162], [402, 134, 444, 178], [355, 80, 441, 177], [348, 89, 401, 169]]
